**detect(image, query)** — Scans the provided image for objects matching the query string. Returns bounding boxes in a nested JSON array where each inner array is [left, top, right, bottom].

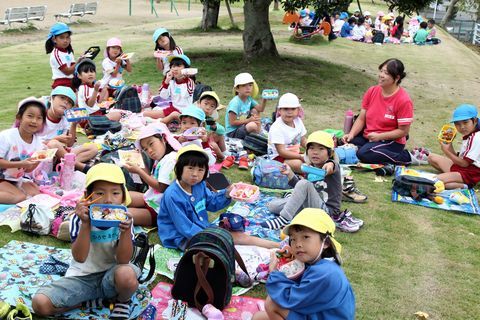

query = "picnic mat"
[[151, 282, 265, 320], [391, 166, 480, 214], [0, 240, 151, 319], [0, 206, 22, 232]]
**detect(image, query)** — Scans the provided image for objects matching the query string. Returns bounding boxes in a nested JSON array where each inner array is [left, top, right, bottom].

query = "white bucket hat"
[[232, 73, 259, 97], [277, 93, 301, 109]]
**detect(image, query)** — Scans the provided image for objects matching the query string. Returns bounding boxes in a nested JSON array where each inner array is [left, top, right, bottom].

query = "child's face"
[[90, 180, 124, 205], [427, 22, 434, 29], [278, 107, 299, 124], [51, 95, 74, 118], [289, 226, 326, 264], [78, 70, 96, 85], [170, 62, 185, 79], [157, 35, 170, 49], [54, 32, 71, 49], [454, 119, 477, 136], [199, 98, 217, 117], [140, 136, 166, 161], [307, 143, 330, 166], [108, 46, 122, 59], [236, 83, 253, 97], [18, 105, 44, 135], [180, 116, 200, 131], [180, 164, 206, 187]]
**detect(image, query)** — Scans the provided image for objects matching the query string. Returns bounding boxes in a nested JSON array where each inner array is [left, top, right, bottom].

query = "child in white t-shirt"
[[267, 93, 307, 173], [0, 98, 47, 203], [351, 17, 367, 41], [101, 37, 132, 96]]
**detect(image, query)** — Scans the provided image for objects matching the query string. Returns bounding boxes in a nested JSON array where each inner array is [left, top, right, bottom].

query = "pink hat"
[[377, 11, 384, 17], [135, 123, 182, 151], [104, 37, 123, 58]]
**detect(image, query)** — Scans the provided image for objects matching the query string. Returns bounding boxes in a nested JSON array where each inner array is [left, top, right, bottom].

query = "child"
[[364, 23, 374, 43], [41, 86, 98, 172], [225, 72, 267, 139], [263, 131, 364, 232], [45, 22, 78, 89], [381, 14, 394, 37], [387, 16, 404, 44], [252, 208, 356, 320], [72, 59, 121, 121], [267, 93, 306, 173], [153, 27, 184, 75], [299, 9, 312, 27], [32, 163, 140, 319], [143, 54, 194, 124], [413, 21, 429, 45], [197, 91, 227, 161], [426, 19, 440, 44], [125, 123, 182, 226], [374, 11, 384, 31], [332, 12, 348, 35], [340, 17, 355, 37], [364, 11, 372, 26], [0, 97, 46, 204], [351, 17, 366, 41], [157, 144, 279, 250], [428, 104, 480, 189], [101, 37, 132, 95]]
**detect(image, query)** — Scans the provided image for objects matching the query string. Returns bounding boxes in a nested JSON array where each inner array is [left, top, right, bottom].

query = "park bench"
[[0, 7, 28, 27], [84, 2, 98, 16], [54, 3, 86, 22], [27, 6, 47, 22]]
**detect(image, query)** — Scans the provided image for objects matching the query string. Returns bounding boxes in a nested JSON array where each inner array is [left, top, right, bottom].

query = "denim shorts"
[[36, 264, 141, 308], [226, 124, 248, 139]]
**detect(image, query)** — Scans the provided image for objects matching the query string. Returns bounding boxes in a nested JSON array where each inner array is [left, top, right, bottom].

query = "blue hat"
[[167, 54, 191, 67], [299, 9, 307, 18], [153, 27, 169, 43], [180, 105, 206, 122], [339, 12, 349, 19], [47, 22, 71, 40], [309, 11, 315, 19], [51, 86, 76, 105], [451, 104, 478, 122]]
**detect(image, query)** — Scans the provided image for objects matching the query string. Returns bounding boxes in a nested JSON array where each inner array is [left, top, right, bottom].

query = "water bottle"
[[343, 109, 354, 134], [141, 83, 150, 105], [56, 153, 76, 191]]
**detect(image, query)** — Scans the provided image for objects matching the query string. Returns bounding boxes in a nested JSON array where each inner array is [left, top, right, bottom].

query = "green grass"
[[1, 0, 480, 318]]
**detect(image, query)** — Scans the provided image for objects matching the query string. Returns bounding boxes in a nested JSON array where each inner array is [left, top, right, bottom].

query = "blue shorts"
[[35, 264, 141, 308], [226, 125, 248, 139]]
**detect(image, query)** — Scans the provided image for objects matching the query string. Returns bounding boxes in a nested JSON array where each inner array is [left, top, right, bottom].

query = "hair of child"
[[45, 37, 73, 54], [86, 181, 126, 204], [16, 101, 47, 125], [180, 115, 202, 127], [289, 224, 340, 265], [170, 57, 189, 68], [378, 58, 406, 84], [357, 16, 365, 26], [174, 151, 209, 182], [428, 19, 435, 25], [347, 17, 356, 25], [420, 21, 428, 29], [154, 32, 177, 51], [199, 95, 218, 108], [72, 60, 96, 89], [150, 133, 175, 155]]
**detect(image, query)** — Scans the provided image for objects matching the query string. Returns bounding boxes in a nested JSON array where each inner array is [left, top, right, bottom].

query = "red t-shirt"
[[362, 85, 413, 144]]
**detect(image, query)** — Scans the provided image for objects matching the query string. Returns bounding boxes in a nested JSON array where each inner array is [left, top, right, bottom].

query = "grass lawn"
[[1, 0, 480, 318]]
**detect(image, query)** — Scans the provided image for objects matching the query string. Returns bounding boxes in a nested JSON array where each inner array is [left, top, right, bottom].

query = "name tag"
[[194, 199, 206, 213], [91, 228, 120, 243], [384, 114, 395, 120], [174, 87, 182, 95]]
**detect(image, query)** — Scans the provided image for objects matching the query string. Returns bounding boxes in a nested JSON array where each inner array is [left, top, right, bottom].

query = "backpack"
[[20, 204, 55, 235], [392, 175, 436, 201], [252, 158, 290, 190], [86, 116, 122, 136], [192, 83, 212, 102], [114, 86, 142, 113], [372, 31, 385, 44], [171, 227, 251, 311], [242, 133, 268, 156], [130, 232, 156, 284]]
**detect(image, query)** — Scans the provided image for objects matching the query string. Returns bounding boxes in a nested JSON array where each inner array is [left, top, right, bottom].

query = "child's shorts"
[[35, 263, 141, 308], [450, 164, 480, 188], [226, 125, 248, 140], [153, 105, 180, 117]]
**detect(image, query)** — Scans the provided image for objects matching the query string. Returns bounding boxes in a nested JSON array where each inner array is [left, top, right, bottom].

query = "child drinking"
[[428, 104, 480, 189], [45, 22, 78, 89], [101, 37, 132, 95], [225, 72, 267, 139], [0, 97, 46, 203], [157, 145, 279, 250], [143, 54, 194, 124], [252, 208, 356, 320], [267, 93, 306, 173], [197, 91, 227, 161], [263, 130, 364, 232], [33, 163, 140, 319], [126, 123, 182, 226], [153, 28, 184, 75]]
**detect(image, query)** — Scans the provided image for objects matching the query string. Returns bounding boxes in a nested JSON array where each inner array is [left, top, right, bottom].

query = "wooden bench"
[[54, 3, 86, 22], [84, 2, 98, 16], [27, 5, 47, 21], [0, 7, 28, 27]]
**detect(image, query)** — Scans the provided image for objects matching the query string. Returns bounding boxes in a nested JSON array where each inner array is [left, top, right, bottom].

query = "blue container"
[[89, 204, 128, 228], [64, 108, 89, 122], [301, 164, 326, 182]]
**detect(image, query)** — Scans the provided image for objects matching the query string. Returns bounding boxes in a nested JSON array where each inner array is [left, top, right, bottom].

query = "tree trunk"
[[274, 0, 279, 11], [225, 0, 236, 27], [201, 0, 220, 31], [441, 0, 460, 26], [243, 0, 279, 60]]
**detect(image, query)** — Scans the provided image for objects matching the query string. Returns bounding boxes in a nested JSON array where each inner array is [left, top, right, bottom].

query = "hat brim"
[[232, 81, 259, 98], [86, 174, 131, 206]]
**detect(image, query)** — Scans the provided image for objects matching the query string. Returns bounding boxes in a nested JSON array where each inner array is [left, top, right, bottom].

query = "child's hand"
[[440, 141, 454, 153], [115, 57, 122, 64], [225, 184, 234, 197], [119, 213, 132, 233], [280, 164, 294, 180], [75, 199, 91, 225], [177, 136, 187, 143], [123, 163, 141, 174], [165, 71, 173, 83], [322, 162, 335, 175], [269, 251, 279, 273], [94, 81, 102, 91], [21, 159, 39, 172]]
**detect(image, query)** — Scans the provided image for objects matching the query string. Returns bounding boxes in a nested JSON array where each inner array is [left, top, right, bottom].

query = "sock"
[[109, 300, 131, 320], [261, 216, 290, 230]]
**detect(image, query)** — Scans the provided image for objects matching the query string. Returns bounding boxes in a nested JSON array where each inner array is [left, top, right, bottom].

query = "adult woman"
[[342, 58, 419, 165]]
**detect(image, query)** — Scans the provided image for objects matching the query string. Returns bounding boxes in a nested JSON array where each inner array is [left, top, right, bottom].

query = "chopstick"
[[83, 192, 95, 202], [86, 196, 103, 205]]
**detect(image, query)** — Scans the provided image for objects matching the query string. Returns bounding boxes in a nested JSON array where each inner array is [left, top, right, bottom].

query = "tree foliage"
[[282, 0, 353, 15], [383, 0, 435, 16]]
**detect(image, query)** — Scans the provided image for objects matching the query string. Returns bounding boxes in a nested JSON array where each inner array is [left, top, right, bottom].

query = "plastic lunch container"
[[182, 127, 204, 140], [300, 164, 326, 181], [261, 89, 279, 100], [438, 124, 457, 143], [89, 204, 128, 228], [64, 108, 89, 122], [229, 183, 260, 203], [108, 79, 125, 90]]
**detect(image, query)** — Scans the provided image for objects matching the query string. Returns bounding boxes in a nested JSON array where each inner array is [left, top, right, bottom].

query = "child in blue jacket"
[[253, 208, 355, 320], [157, 144, 279, 250]]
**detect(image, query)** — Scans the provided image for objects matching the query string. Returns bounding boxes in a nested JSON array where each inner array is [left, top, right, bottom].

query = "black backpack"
[[193, 83, 212, 102], [372, 31, 385, 44], [114, 86, 142, 113], [242, 133, 268, 156], [130, 232, 156, 284], [171, 227, 251, 311], [392, 175, 436, 201], [86, 116, 122, 136]]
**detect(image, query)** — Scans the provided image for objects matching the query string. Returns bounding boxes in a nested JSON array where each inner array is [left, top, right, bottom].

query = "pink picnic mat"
[[151, 282, 265, 320]]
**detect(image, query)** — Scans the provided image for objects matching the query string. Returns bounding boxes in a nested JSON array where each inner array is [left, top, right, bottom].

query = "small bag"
[[372, 32, 385, 44], [334, 145, 359, 164], [114, 86, 142, 113], [219, 213, 246, 232], [20, 204, 55, 235], [130, 232, 156, 284], [392, 175, 436, 201], [242, 133, 268, 156], [252, 158, 290, 190], [86, 116, 122, 136]]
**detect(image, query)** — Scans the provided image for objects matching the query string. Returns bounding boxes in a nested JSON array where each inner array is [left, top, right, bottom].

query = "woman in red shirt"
[[342, 58, 416, 165]]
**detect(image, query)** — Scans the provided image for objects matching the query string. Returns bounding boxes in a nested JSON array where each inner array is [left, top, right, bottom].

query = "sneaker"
[[110, 300, 131, 320], [221, 156, 235, 169], [261, 216, 290, 230], [409, 149, 429, 165], [6, 302, 32, 320], [342, 176, 368, 203], [342, 209, 364, 227], [332, 212, 360, 233], [238, 156, 249, 170], [374, 164, 395, 176]]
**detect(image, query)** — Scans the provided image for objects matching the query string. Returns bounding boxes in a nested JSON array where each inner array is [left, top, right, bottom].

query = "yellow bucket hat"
[[283, 208, 342, 255], [85, 163, 131, 206], [232, 73, 259, 98], [306, 130, 335, 150], [176, 144, 209, 160]]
